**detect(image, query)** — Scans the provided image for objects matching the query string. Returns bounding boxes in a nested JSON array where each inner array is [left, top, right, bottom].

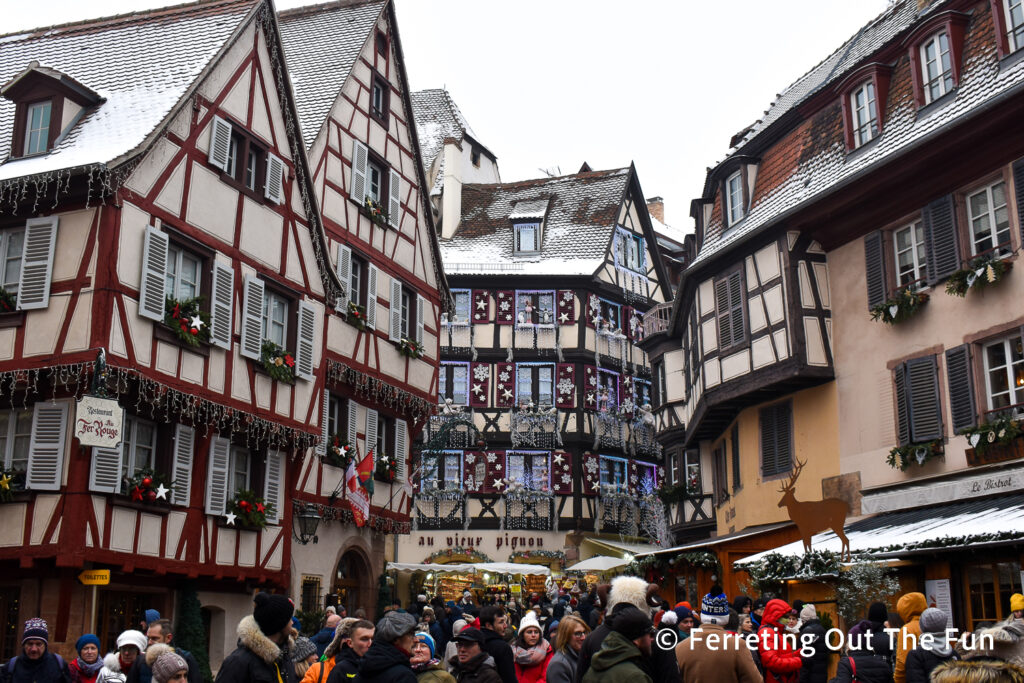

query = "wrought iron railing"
[[414, 489, 466, 531], [595, 411, 626, 449], [426, 410, 474, 448], [510, 407, 561, 448], [631, 420, 662, 457], [598, 487, 638, 536], [643, 302, 672, 336], [504, 490, 555, 531]]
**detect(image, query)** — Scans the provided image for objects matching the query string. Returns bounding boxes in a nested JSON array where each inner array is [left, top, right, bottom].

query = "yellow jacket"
[[893, 592, 927, 683]]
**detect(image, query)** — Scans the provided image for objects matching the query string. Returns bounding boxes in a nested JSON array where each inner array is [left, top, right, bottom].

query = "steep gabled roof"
[[0, 0, 258, 182], [441, 168, 631, 276], [410, 89, 472, 174], [278, 0, 386, 151]]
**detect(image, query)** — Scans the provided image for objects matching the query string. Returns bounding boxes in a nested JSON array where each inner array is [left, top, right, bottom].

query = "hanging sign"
[[75, 396, 124, 448], [924, 579, 954, 629]]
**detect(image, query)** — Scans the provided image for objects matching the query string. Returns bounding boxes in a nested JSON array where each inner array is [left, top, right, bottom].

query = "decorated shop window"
[[515, 290, 555, 325], [599, 455, 628, 492], [421, 450, 462, 491], [506, 451, 550, 491]]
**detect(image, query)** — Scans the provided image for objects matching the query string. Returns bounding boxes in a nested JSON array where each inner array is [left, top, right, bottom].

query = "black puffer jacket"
[[799, 619, 829, 683], [479, 629, 515, 683], [904, 646, 956, 683], [829, 649, 894, 683], [352, 641, 415, 683], [324, 647, 362, 683], [214, 616, 296, 683]]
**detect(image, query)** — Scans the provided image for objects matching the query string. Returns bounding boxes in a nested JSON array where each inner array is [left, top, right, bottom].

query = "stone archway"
[[331, 545, 373, 618]]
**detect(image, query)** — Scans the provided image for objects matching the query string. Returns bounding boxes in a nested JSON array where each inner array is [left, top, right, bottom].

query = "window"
[[376, 414, 390, 462], [23, 101, 52, 156], [967, 180, 1010, 255], [229, 447, 251, 497], [262, 290, 289, 347], [1006, 0, 1024, 52], [448, 290, 471, 324], [599, 456, 627, 491], [653, 360, 667, 408], [376, 32, 388, 56], [0, 228, 25, 297], [225, 130, 267, 193], [731, 424, 741, 493], [667, 451, 677, 485], [715, 269, 745, 350], [615, 229, 645, 272], [599, 299, 621, 330], [301, 576, 322, 613], [349, 253, 365, 309], [597, 369, 619, 410], [516, 363, 554, 407], [515, 291, 555, 325], [635, 379, 652, 409], [712, 444, 729, 505], [506, 451, 549, 491], [371, 75, 389, 123], [440, 363, 470, 406], [514, 222, 540, 253], [0, 409, 32, 473], [759, 401, 792, 478], [367, 159, 385, 203], [421, 450, 461, 491], [636, 461, 657, 490], [921, 31, 953, 104], [964, 562, 1023, 632], [471, 147, 481, 167], [983, 334, 1024, 412], [850, 81, 878, 148], [326, 395, 346, 436], [725, 170, 744, 226], [893, 221, 927, 287], [165, 244, 202, 300], [683, 449, 702, 495], [122, 416, 157, 480]]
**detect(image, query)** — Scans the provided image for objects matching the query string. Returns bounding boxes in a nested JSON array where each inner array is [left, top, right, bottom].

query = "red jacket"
[[514, 645, 553, 683], [757, 599, 803, 683]]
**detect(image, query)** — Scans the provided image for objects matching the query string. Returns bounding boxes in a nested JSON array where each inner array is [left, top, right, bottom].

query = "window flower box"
[[260, 340, 296, 383], [345, 301, 367, 330], [375, 452, 397, 482], [963, 414, 1023, 465], [397, 337, 424, 359], [360, 196, 390, 227], [123, 467, 174, 505], [227, 489, 274, 528], [945, 254, 1012, 297], [164, 296, 211, 347], [870, 285, 929, 324], [0, 467, 25, 503], [886, 439, 943, 471], [322, 435, 354, 469], [0, 287, 16, 314]]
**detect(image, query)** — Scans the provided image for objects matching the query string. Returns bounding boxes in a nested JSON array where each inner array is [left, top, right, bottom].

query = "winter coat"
[[904, 637, 957, 683], [442, 643, 459, 675], [575, 607, 680, 683], [798, 619, 829, 683], [757, 600, 803, 683], [674, 622, 762, 683], [930, 657, 1024, 683], [348, 641, 415, 683], [479, 629, 515, 683], [412, 661, 455, 683], [892, 593, 925, 683], [68, 658, 102, 683], [318, 646, 361, 683], [828, 649, 893, 683], [132, 645, 201, 683], [96, 654, 127, 683], [311, 629, 335, 658], [546, 647, 579, 683], [448, 653, 502, 683], [428, 623, 445, 656], [512, 643, 552, 683], [580, 631, 652, 683], [214, 616, 297, 683], [4, 652, 71, 683]]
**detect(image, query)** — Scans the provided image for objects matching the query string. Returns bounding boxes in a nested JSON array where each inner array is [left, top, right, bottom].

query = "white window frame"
[[376, 413, 387, 461], [514, 222, 540, 253], [261, 290, 289, 347], [967, 180, 1010, 256], [515, 290, 555, 326], [921, 31, 953, 104], [0, 408, 33, 472], [122, 415, 157, 480], [851, 80, 878, 148], [450, 289, 471, 324], [668, 452, 677, 486], [684, 450, 702, 495], [421, 450, 462, 491], [506, 451, 550, 491], [1007, 0, 1024, 52], [367, 160, 383, 203], [516, 363, 554, 407], [165, 244, 202, 301], [327, 395, 344, 436], [599, 455, 628, 492], [893, 220, 927, 287], [372, 81, 385, 117], [229, 446, 251, 497], [24, 101, 51, 156], [983, 334, 1024, 413], [0, 228, 25, 295], [725, 170, 744, 227]]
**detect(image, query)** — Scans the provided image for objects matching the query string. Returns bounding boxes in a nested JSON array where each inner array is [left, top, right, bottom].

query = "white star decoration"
[[476, 299, 487, 310], [559, 312, 569, 323], [494, 479, 506, 491], [225, 512, 237, 525], [155, 483, 169, 500], [190, 315, 204, 330], [472, 383, 483, 395], [502, 388, 513, 400], [553, 453, 564, 466]]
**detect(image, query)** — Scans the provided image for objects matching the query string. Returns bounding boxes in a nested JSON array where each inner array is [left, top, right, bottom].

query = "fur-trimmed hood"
[[967, 620, 1024, 666], [606, 576, 654, 614], [145, 643, 175, 668], [931, 658, 1024, 682], [237, 615, 287, 665], [101, 653, 122, 673]]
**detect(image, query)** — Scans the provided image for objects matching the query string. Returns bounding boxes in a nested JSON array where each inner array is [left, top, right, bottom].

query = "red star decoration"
[[256, 502, 265, 514], [131, 486, 143, 501]]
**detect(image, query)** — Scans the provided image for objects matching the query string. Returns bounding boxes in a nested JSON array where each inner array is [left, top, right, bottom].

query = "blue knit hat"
[[144, 609, 161, 625], [416, 632, 436, 658], [701, 586, 730, 623], [76, 634, 101, 653]]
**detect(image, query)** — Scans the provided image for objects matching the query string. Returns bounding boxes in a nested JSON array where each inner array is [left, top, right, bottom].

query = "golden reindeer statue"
[[777, 458, 851, 561]]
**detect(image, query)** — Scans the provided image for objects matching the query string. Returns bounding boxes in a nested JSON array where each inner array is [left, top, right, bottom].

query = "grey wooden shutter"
[[366, 408, 378, 455], [864, 230, 887, 309], [759, 406, 776, 477], [416, 294, 425, 345], [388, 168, 402, 227], [208, 116, 232, 171], [317, 390, 330, 457], [138, 225, 169, 321], [760, 403, 791, 477], [210, 261, 234, 349], [894, 363, 910, 446], [1013, 159, 1024, 243], [26, 401, 69, 491], [263, 449, 284, 524], [205, 436, 230, 515], [907, 355, 942, 442], [731, 423, 741, 492], [395, 419, 408, 481], [715, 278, 732, 349], [389, 279, 403, 341], [347, 399, 359, 445], [89, 445, 124, 494], [296, 299, 316, 381], [336, 244, 352, 311], [171, 424, 195, 507], [922, 195, 961, 285], [728, 270, 744, 345], [945, 344, 977, 434], [17, 216, 59, 311], [366, 265, 378, 329], [264, 153, 285, 204], [351, 140, 369, 202], [239, 275, 264, 360]]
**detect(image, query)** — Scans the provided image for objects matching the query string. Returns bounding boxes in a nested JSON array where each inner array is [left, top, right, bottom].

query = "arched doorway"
[[331, 548, 372, 617]]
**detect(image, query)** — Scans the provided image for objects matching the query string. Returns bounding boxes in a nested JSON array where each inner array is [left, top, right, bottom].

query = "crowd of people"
[[4, 583, 1023, 683]]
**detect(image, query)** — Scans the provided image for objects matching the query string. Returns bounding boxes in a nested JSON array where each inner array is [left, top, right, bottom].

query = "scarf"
[[75, 657, 105, 676], [411, 658, 442, 672], [118, 655, 135, 674], [512, 639, 550, 667]]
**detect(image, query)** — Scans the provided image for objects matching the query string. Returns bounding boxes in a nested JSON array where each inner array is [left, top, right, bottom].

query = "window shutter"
[[138, 225, 169, 321], [1013, 158, 1024, 243], [389, 279, 403, 341], [366, 408, 378, 456], [208, 116, 232, 170], [715, 277, 732, 348], [239, 275, 265, 360], [760, 406, 777, 477], [945, 344, 977, 434], [17, 216, 59, 311], [922, 195, 961, 285], [205, 436, 230, 515], [347, 399, 359, 445], [263, 449, 284, 524], [728, 270, 744, 344], [894, 363, 910, 447], [388, 168, 402, 227], [351, 140, 369, 202], [89, 445, 124, 494], [556, 363, 575, 409], [495, 291, 514, 324], [907, 355, 942, 442], [171, 424, 195, 507], [495, 362, 516, 407], [210, 261, 234, 349], [337, 244, 352, 311], [580, 452, 599, 495], [296, 300, 316, 381], [863, 230, 887, 309], [395, 419, 408, 481], [264, 153, 285, 204], [366, 265, 378, 329], [416, 295, 425, 345], [317, 390, 329, 457], [731, 423, 741, 492], [775, 404, 792, 474], [26, 401, 68, 491]]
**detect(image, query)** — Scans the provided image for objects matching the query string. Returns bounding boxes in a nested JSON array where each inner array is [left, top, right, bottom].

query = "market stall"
[[387, 561, 552, 603]]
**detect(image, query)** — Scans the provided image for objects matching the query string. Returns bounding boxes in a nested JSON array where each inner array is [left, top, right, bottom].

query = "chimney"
[[646, 196, 665, 223]]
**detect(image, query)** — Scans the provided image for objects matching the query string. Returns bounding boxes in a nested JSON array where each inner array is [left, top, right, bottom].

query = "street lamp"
[[293, 502, 321, 545]]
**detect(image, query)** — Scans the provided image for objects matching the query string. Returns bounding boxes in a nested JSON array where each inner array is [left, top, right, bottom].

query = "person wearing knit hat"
[[145, 645, 187, 683], [215, 593, 296, 683], [441, 619, 469, 674], [797, 603, 828, 683], [71, 633, 104, 683], [904, 607, 956, 683], [95, 630, 147, 683], [340, 611, 417, 683], [676, 600, 760, 683], [582, 610, 654, 682], [9, 618, 70, 683], [700, 587, 730, 627], [867, 601, 889, 626], [408, 632, 454, 683], [1010, 592, 1024, 622], [291, 637, 318, 679], [513, 612, 553, 683]]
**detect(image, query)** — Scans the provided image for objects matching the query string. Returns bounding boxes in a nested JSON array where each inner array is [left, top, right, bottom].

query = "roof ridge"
[[464, 167, 629, 190], [278, 0, 385, 21], [0, 0, 257, 41]]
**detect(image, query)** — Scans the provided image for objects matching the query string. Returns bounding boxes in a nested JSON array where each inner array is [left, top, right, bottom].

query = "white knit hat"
[[116, 630, 148, 654], [519, 612, 541, 635]]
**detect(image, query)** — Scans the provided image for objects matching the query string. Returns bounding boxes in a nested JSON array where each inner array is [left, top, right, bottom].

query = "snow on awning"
[[735, 492, 1024, 567]]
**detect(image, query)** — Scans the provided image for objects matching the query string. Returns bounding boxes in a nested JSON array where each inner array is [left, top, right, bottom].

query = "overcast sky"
[[6, 0, 890, 230]]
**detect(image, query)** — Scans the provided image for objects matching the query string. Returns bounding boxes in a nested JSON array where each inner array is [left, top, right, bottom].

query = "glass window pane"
[[443, 454, 460, 489], [453, 366, 468, 405], [180, 253, 200, 300], [518, 367, 533, 405], [538, 366, 553, 406], [453, 291, 470, 322]]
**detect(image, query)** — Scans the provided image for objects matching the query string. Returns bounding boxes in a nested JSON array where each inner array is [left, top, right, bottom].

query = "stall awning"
[[735, 492, 1024, 567], [581, 538, 663, 558], [387, 562, 551, 576], [565, 555, 629, 572], [635, 522, 795, 558]]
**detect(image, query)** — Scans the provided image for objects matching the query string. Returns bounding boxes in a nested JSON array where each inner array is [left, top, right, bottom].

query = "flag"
[[357, 448, 374, 495], [346, 460, 369, 527]]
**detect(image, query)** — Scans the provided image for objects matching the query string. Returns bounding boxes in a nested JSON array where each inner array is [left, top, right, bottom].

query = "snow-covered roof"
[[441, 168, 630, 277], [410, 88, 473, 174], [0, 0, 257, 183], [508, 198, 549, 221], [650, 214, 688, 248], [278, 0, 386, 151]]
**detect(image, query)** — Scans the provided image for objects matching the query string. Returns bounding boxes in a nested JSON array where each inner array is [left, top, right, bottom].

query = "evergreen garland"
[[376, 573, 391, 618], [834, 560, 899, 627], [175, 582, 213, 683]]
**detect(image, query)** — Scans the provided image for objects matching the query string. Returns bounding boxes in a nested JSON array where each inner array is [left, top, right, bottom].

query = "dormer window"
[[903, 12, 968, 109], [850, 81, 878, 147], [993, 0, 1024, 56], [24, 101, 52, 156], [921, 31, 953, 104], [838, 63, 892, 151], [725, 170, 744, 226], [515, 222, 540, 252], [509, 199, 549, 254]]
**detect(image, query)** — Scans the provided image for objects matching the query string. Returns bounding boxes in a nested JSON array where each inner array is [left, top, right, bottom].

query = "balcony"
[[504, 489, 555, 531], [596, 326, 627, 364], [510, 406, 561, 448], [598, 486, 638, 536], [643, 303, 672, 336], [631, 420, 662, 457], [426, 409, 475, 448], [440, 318, 473, 353], [595, 411, 626, 449], [414, 489, 465, 531]]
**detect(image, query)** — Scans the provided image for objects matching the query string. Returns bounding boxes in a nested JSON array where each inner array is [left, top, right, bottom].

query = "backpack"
[[8, 653, 65, 673]]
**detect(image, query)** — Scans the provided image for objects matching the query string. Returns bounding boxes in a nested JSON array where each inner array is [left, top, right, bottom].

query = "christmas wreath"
[[260, 340, 296, 382], [870, 285, 929, 325], [228, 489, 274, 527], [0, 466, 25, 503], [361, 196, 390, 227], [397, 337, 424, 359], [345, 301, 367, 330], [124, 468, 173, 504], [164, 297, 211, 346], [0, 287, 16, 314], [962, 414, 1022, 454], [886, 439, 944, 470], [323, 434, 354, 469], [946, 254, 1011, 297]]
